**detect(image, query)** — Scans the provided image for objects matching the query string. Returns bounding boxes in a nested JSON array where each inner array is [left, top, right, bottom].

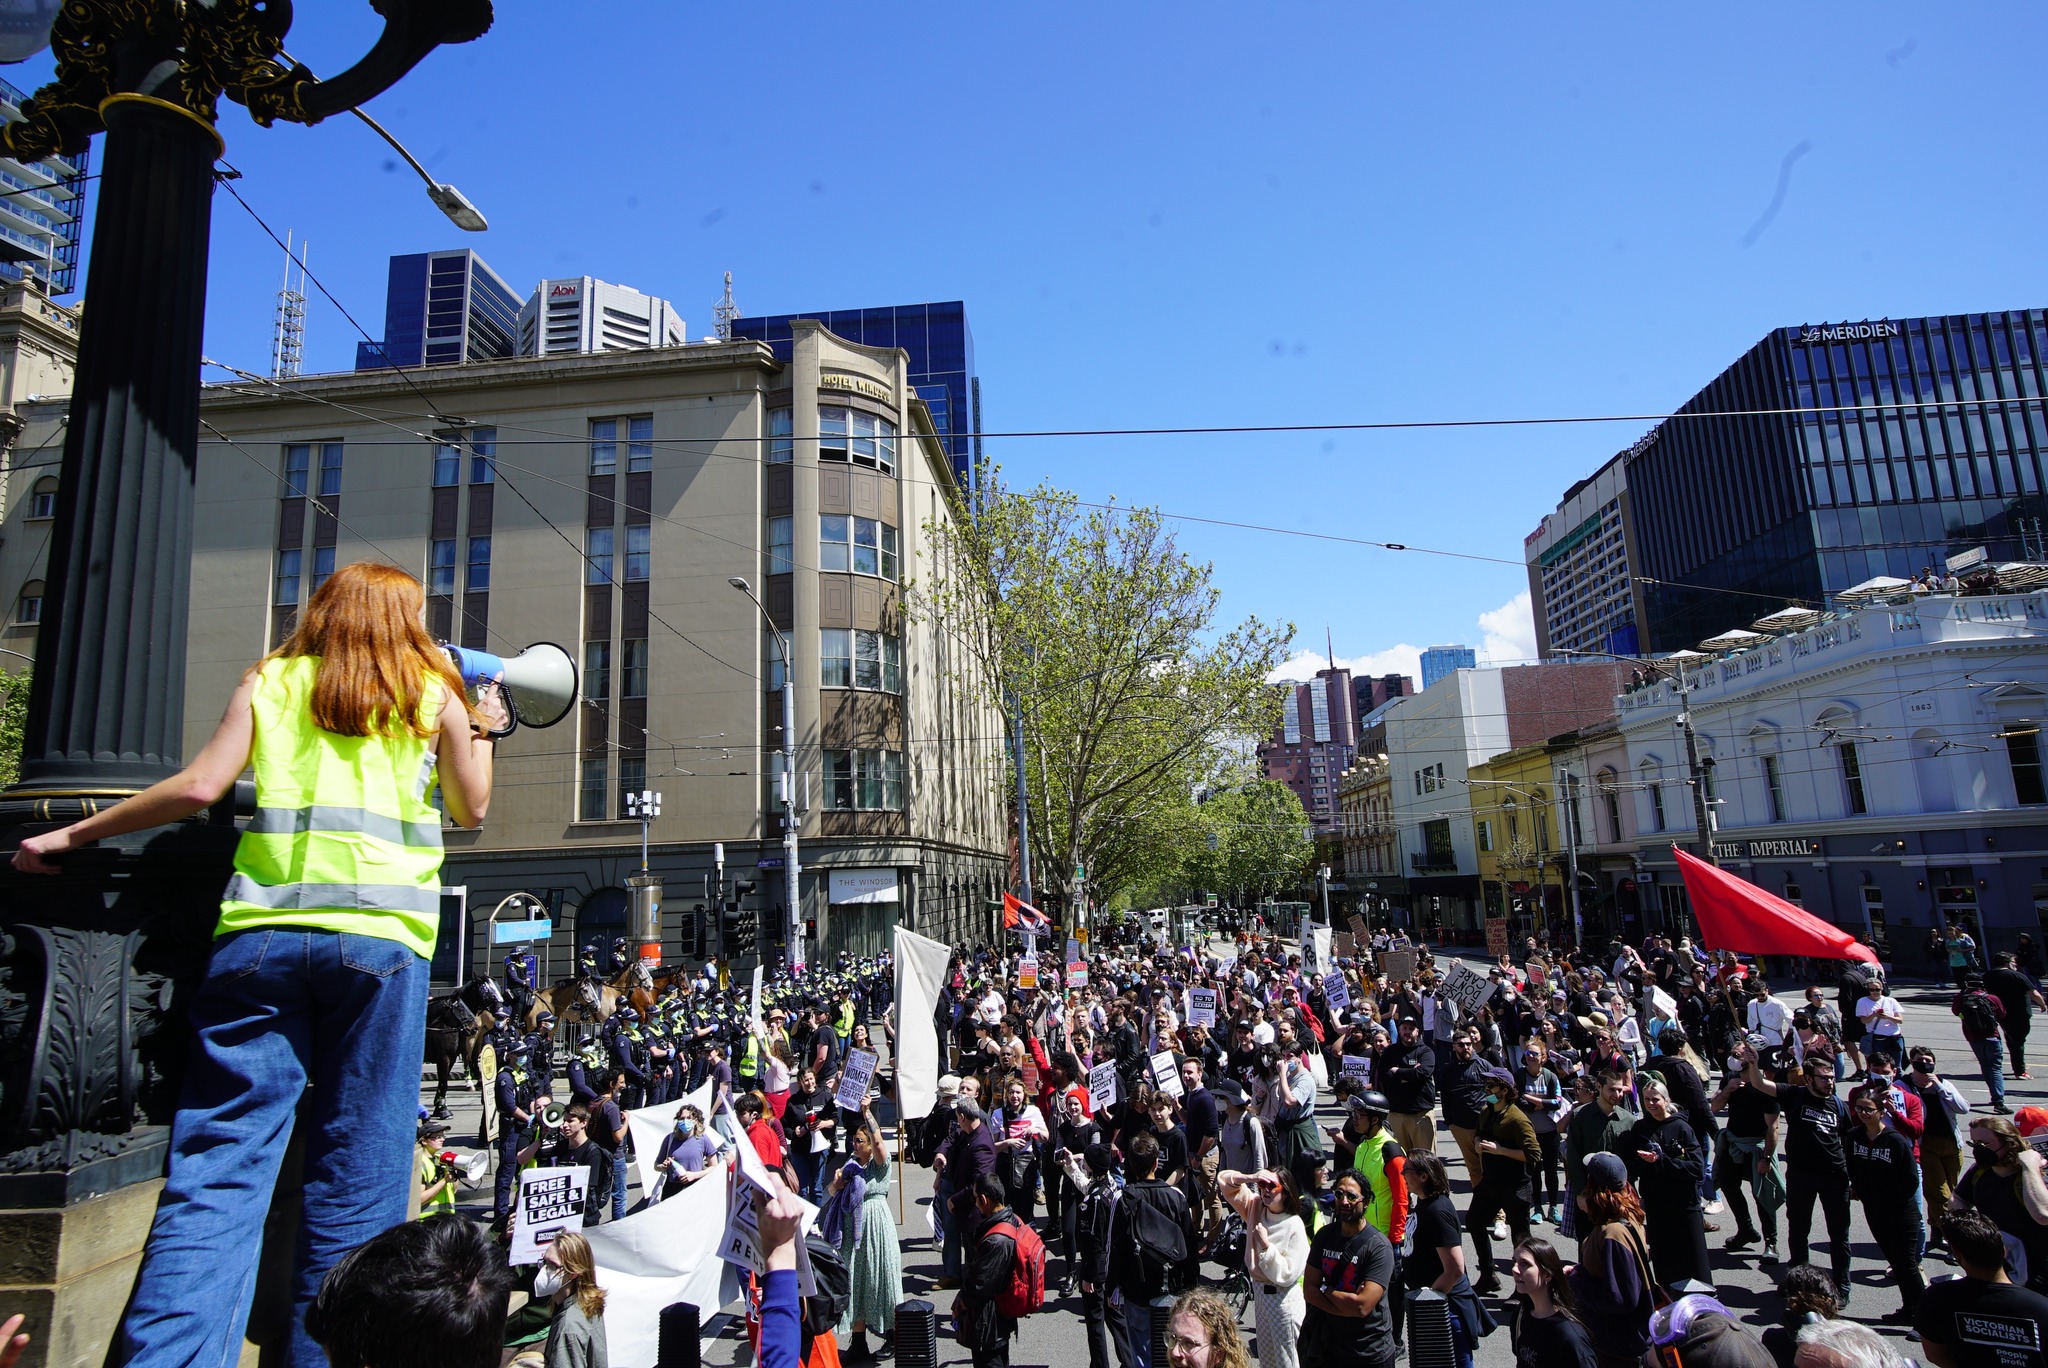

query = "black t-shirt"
[[1401, 1193, 1462, 1290], [1845, 1126, 1918, 1206], [1307, 1220, 1397, 1368], [1723, 1081, 1779, 1140], [1512, 1308, 1599, 1368], [1914, 1275, 2048, 1367], [536, 1139, 609, 1225], [1182, 1087, 1220, 1152], [1778, 1087, 1849, 1174], [1149, 1124, 1189, 1179], [591, 1099, 625, 1152], [1985, 968, 2037, 1024]]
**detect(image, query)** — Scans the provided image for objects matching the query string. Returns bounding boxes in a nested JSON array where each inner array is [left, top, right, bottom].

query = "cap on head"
[[1583, 1150, 1629, 1193]]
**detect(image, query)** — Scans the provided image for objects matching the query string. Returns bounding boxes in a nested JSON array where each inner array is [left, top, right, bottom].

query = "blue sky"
[[20, 4, 2046, 683]]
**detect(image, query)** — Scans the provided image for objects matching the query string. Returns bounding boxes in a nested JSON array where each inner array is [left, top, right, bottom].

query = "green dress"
[[838, 1161, 903, 1334]]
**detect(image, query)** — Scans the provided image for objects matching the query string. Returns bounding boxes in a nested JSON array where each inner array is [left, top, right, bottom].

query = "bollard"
[[1148, 1295, 1176, 1368], [657, 1300, 700, 1368], [895, 1298, 937, 1368], [1405, 1288, 1456, 1368]]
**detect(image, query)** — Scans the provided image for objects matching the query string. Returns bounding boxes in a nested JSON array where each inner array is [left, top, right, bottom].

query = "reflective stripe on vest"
[[217, 655, 446, 957], [418, 1150, 456, 1218], [1354, 1128, 1398, 1235]]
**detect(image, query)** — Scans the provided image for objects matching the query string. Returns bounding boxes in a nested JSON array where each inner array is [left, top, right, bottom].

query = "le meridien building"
[[0, 77, 88, 295], [356, 249, 523, 369], [1626, 310, 2048, 650], [734, 303, 981, 492]]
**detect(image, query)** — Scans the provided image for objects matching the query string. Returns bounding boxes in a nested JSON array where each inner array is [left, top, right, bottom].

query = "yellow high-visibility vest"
[[217, 655, 447, 956]]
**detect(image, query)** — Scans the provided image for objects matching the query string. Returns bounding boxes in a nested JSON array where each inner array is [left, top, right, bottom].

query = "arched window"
[[577, 887, 629, 950], [1595, 766, 1622, 843], [1815, 708, 1867, 816], [14, 579, 43, 625], [28, 477, 56, 519], [1748, 725, 1786, 824], [1912, 728, 1956, 813]]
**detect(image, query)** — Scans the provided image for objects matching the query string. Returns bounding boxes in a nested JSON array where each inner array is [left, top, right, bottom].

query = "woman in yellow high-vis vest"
[[13, 562, 505, 1368]]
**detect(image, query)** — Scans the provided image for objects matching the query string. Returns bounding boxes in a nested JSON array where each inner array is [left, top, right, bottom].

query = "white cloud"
[[1268, 644, 1424, 684], [1477, 590, 1538, 666], [1269, 592, 1538, 687]]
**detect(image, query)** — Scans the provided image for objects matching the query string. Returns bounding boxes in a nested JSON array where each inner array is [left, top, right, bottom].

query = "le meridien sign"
[[1795, 321, 1901, 344], [1711, 837, 1822, 860]]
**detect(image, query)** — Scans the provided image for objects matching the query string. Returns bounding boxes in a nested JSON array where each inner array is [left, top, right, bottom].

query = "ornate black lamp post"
[[0, 0, 492, 1196]]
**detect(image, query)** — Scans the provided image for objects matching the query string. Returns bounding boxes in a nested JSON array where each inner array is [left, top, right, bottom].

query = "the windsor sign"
[[1711, 837, 1822, 860]]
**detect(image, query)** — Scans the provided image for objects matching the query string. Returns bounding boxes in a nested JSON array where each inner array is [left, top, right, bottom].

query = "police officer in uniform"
[[502, 949, 537, 1029], [566, 1034, 605, 1107], [609, 1006, 650, 1108], [492, 1042, 541, 1226], [578, 941, 602, 983], [526, 1011, 558, 1092]]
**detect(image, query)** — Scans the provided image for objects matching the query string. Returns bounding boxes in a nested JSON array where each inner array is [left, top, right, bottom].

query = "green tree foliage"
[[1181, 779, 1316, 904], [0, 668, 27, 789], [916, 476, 1291, 911]]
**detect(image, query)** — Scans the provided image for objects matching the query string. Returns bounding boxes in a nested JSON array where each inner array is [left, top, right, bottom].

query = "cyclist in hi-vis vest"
[[14, 561, 506, 1368], [1347, 1090, 1410, 1245]]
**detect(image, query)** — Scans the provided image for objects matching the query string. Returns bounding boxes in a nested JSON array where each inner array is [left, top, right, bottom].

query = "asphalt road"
[[426, 955, 2039, 1366]]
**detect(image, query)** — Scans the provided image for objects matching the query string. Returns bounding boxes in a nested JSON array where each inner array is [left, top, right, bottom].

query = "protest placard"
[[836, 1047, 880, 1112], [1485, 919, 1510, 959], [1322, 972, 1351, 1011], [1349, 913, 1368, 941], [1018, 954, 1039, 990], [1088, 1060, 1119, 1110], [510, 1164, 589, 1264], [1150, 1050, 1184, 1098], [1067, 960, 1089, 988], [1066, 938, 1082, 965], [1333, 932, 1354, 959], [1340, 1055, 1372, 1083], [1378, 949, 1417, 984], [1440, 961, 1497, 1014], [1187, 987, 1218, 1028]]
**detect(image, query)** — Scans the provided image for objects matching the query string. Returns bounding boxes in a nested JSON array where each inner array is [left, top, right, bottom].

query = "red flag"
[[1003, 892, 1049, 932], [1672, 846, 1877, 964]]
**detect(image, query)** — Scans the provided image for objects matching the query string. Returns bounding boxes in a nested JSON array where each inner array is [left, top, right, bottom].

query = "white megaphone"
[[444, 642, 579, 736]]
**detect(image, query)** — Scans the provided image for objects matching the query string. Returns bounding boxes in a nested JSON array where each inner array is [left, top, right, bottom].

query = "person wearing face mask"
[[1468, 1066, 1540, 1296], [535, 1230, 608, 1368], [1740, 1038, 1854, 1304], [1951, 1114, 2048, 1293], [1904, 1049, 1970, 1255], [653, 1104, 719, 1200], [1051, 1088, 1104, 1294], [1845, 1082, 1924, 1325]]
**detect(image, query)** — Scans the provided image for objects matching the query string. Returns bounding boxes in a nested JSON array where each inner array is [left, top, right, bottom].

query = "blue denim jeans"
[[611, 1143, 629, 1219], [1972, 1035, 2008, 1107], [117, 928, 430, 1368]]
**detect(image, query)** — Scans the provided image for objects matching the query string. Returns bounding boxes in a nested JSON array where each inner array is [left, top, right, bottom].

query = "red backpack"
[[986, 1220, 1047, 1317]]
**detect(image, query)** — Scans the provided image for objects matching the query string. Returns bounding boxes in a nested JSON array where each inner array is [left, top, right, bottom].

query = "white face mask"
[[533, 1265, 568, 1298]]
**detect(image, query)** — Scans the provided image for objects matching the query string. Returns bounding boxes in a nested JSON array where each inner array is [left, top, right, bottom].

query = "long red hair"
[[268, 561, 472, 738]]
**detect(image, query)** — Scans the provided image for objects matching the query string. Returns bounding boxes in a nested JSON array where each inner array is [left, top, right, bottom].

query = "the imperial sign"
[[1711, 837, 1822, 860]]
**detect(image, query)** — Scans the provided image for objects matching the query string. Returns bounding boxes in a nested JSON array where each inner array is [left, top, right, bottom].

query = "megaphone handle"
[[476, 678, 518, 739]]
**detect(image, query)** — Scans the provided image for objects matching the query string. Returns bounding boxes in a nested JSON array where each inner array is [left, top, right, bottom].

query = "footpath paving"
[[426, 954, 2038, 1366]]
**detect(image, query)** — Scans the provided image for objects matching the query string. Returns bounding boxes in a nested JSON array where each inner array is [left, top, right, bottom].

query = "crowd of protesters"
[[891, 921, 2048, 1368]]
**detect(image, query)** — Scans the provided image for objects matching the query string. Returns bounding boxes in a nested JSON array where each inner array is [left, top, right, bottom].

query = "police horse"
[[422, 974, 502, 1118]]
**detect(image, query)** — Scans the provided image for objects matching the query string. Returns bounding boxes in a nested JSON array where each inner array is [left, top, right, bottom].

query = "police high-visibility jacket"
[[217, 655, 448, 957]]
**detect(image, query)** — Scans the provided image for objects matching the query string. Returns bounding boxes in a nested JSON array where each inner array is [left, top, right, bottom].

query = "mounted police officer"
[[502, 948, 537, 1027]]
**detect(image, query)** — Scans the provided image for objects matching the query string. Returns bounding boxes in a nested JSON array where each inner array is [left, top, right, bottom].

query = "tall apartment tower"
[[518, 277, 686, 356], [0, 77, 89, 295], [355, 249, 522, 370], [1256, 667, 1356, 834], [1525, 452, 1645, 659], [1419, 645, 1477, 689]]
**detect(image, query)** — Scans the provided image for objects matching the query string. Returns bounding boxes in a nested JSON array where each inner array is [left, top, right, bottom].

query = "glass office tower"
[[733, 301, 981, 492], [355, 249, 522, 370], [1629, 310, 2048, 649]]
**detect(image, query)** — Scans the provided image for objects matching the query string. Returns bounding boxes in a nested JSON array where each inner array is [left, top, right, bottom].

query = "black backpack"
[[1960, 991, 2002, 1038], [1124, 1187, 1189, 1291], [801, 1232, 851, 1336]]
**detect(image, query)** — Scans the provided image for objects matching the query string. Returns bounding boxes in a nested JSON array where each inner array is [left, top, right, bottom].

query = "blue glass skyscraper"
[[1420, 645, 1477, 689], [732, 301, 981, 492], [356, 249, 521, 370], [1629, 310, 2048, 649]]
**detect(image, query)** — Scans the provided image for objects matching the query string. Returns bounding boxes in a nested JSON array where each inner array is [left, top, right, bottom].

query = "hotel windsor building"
[[79, 322, 1007, 973]]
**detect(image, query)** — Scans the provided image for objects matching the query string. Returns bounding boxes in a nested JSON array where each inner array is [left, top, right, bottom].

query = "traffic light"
[[731, 879, 758, 910], [682, 903, 705, 959]]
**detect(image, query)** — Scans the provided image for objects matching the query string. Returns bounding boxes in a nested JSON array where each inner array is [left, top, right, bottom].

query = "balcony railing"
[[1411, 850, 1458, 872]]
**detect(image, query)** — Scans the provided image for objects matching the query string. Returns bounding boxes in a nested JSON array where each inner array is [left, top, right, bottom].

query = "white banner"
[[894, 926, 953, 1125], [584, 1160, 741, 1368], [625, 1080, 714, 1202]]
